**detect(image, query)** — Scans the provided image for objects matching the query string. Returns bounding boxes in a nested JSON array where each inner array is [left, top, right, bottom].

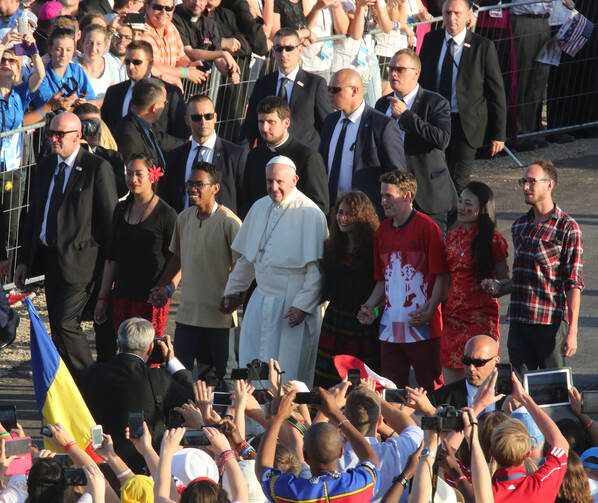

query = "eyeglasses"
[[150, 3, 174, 11], [388, 65, 417, 73], [327, 85, 354, 94], [189, 113, 215, 121], [116, 32, 134, 41], [273, 45, 298, 53], [186, 181, 214, 189], [124, 58, 144, 66], [0, 57, 18, 65], [518, 177, 550, 187], [47, 129, 78, 139], [461, 355, 496, 368]]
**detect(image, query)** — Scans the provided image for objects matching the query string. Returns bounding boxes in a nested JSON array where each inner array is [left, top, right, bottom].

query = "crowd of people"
[[0, 0, 593, 499]]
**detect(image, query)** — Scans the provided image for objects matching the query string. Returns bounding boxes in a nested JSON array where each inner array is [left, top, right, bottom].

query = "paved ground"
[[1, 137, 597, 443]]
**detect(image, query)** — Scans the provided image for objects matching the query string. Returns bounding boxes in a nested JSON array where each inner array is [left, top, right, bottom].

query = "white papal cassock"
[[224, 188, 328, 386]]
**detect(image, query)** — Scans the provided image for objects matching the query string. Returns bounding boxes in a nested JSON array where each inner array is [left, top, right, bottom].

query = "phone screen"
[[347, 369, 361, 387], [211, 392, 233, 406], [182, 430, 210, 446], [90, 425, 103, 449], [128, 411, 144, 439], [581, 391, 598, 414], [5, 438, 30, 457], [383, 388, 408, 404], [63, 468, 88, 486], [496, 363, 513, 395]]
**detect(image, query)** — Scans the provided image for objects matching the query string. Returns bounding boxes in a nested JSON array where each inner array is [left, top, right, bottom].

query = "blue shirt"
[[0, 81, 31, 132], [32, 61, 96, 108], [261, 462, 379, 503]]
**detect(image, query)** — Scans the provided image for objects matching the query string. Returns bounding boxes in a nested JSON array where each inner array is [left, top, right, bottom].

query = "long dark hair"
[[26, 458, 78, 503], [324, 191, 379, 272], [180, 479, 230, 503], [556, 450, 593, 503], [464, 181, 497, 281]]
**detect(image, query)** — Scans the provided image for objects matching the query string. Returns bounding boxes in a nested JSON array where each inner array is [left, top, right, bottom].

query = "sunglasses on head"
[[151, 3, 174, 11], [189, 113, 214, 121], [327, 85, 353, 94], [124, 58, 144, 66], [461, 355, 496, 367], [273, 44, 298, 53]]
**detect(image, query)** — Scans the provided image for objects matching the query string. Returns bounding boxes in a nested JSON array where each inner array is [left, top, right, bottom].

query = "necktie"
[[193, 145, 206, 166], [147, 127, 166, 170], [278, 77, 289, 103], [439, 38, 454, 103], [45, 161, 67, 247], [328, 118, 350, 205]]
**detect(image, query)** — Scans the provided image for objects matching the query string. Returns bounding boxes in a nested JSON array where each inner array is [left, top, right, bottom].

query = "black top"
[[322, 252, 376, 313], [173, 4, 221, 50], [274, 0, 307, 29], [109, 198, 176, 300]]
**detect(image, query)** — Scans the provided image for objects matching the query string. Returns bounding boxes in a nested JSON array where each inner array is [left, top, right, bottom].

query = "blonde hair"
[[491, 418, 531, 468]]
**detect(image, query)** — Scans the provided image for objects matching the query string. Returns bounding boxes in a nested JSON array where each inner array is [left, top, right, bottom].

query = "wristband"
[[0, 432, 10, 439], [374, 306, 379, 319], [38, 107, 45, 118], [64, 441, 76, 452], [392, 474, 408, 488], [456, 475, 468, 483], [165, 285, 173, 298], [585, 419, 594, 431], [338, 419, 350, 427], [240, 444, 254, 458], [116, 469, 132, 479], [235, 440, 250, 455]]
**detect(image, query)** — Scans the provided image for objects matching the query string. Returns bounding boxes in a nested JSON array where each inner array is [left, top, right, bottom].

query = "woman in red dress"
[[441, 181, 509, 383]]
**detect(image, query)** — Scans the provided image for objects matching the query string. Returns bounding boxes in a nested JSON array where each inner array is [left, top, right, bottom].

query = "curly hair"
[[556, 450, 593, 503], [324, 191, 379, 272]]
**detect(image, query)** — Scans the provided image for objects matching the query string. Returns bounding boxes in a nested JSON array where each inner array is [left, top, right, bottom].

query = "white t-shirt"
[[589, 477, 598, 503], [75, 53, 124, 99]]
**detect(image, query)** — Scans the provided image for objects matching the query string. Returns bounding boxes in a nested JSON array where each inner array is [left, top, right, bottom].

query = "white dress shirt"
[[40, 147, 79, 246], [121, 73, 152, 117], [466, 379, 496, 416], [327, 100, 366, 196], [338, 425, 423, 503], [436, 28, 467, 113], [276, 65, 300, 102], [511, 0, 552, 16], [184, 132, 217, 208]]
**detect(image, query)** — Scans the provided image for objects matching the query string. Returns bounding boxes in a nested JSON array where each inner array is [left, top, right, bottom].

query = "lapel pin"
[[297, 81, 304, 87], [464, 43, 471, 48], [75, 166, 82, 171]]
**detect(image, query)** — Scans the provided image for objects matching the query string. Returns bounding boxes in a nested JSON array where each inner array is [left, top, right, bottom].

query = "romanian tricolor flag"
[[26, 297, 99, 459]]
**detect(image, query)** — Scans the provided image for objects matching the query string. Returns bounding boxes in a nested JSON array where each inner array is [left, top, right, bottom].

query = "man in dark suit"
[[319, 69, 406, 213], [240, 96, 329, 217], [15, 112, 117, 385], [101, 40, 189, 154], [160, 95, 247, 214], [114, 78, 168, 170], [428, 335, 503, 414], [244, 28, 332, 151], [419, 0, 506, 194], [84, 319, 194, 473], [375, 48, 457, 235]]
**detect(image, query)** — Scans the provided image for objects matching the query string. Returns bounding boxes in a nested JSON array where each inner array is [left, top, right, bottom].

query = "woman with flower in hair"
[[94, 153, 177, 339]]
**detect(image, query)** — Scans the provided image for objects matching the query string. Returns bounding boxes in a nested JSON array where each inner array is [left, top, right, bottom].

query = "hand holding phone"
[[128, 411, 144, 439], [496, 363, 513, 396]]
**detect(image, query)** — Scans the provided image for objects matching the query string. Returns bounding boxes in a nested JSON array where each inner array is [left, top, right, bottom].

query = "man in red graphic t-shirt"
[[358, 170, 448, 391]]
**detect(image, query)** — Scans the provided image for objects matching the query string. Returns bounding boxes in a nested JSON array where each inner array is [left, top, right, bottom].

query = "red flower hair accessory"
[[149, 164, 164, 183]]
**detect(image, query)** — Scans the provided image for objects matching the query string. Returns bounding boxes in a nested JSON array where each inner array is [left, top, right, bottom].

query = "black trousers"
[[43, 247, 95, 387], [446, 113, 477, 196], [507, 320, 568, 375]]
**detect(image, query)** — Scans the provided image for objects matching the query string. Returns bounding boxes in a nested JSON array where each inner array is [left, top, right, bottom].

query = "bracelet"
[[338, 419, 350, 427], [394, 21, 400, 31], [180, 67, 188, 79], [392, 473, 408, 488], [64, 441, 76, 452], [116, 469, 132, 479], [37, 107, 45, 118], [374, 306, 380, 319], [235, 440, 250, 455], [0, 432, 10, 439], [584, 419, 594, 431], [165, 285, 173, 298], [240, 444, 254, 458], [456, 475, 468, 483], [286, 415, 307, 436]]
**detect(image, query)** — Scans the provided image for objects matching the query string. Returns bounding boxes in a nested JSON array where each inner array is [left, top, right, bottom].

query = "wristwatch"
[[419, 448, 436, 459], [392, 473, 408, 488]]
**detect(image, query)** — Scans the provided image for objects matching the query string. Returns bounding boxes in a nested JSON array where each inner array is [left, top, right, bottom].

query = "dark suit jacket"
[[101, 79, 189, 153], [81, 0, 112, 14], [419, 29, 507, 149], [18, 149, 117, 284], [241, 136, 329, 217], [87, 145, 127, 198], [83, 353, 194, 472], [220, 0, 268, 55], [375, 87, 457, 214], [428, 378, 506, 411], [114, 113, 165, 168], [160, 137, 248, 214], [319, 105, 406, 210], [244, 69, 332, 151]]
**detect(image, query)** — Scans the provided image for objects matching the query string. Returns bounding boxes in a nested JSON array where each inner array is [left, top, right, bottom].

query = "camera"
[[231, 359, 269, 381], [421, 405, 465, 432], [81, 118, 100, 139]]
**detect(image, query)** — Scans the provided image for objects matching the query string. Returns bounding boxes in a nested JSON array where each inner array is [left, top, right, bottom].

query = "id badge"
[[489, 8, 503, 18], [356, 45, 368, 67], [318, 40, 334, 60]]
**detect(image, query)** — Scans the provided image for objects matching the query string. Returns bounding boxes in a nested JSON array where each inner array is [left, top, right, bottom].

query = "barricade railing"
[[205, 0, 598, 145]]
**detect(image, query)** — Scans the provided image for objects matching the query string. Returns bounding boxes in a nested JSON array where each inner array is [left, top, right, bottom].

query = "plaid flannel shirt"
[[508, 205, 584, 325]]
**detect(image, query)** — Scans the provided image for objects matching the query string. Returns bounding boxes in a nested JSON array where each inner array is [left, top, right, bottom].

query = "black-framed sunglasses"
[[273, 44, 298, 53], [150, 3, 174, 11], [388, 65, 417, 73], [124, 58, 144, 66], [327, 85, 354, 94], [186, 181, 214, 189], [461, 355, 496, 368], [47, 129, 78, 139], [189, 113, 215, 122]]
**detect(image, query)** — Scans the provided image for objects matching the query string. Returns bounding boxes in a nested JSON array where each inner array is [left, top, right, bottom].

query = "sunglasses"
[[461, 355, 496, 368], [273, 45, 298, 53], [327, 85, 354, 94], [116, 32, 134, 41], [124, 58, 144, 66], [189, 113, 215, 121], [47, 129, 78, 139], [388, 65, 417, 73], [0, 57, 18, 65], [186, 181, 214, 189], [151, 3, 174, 11]]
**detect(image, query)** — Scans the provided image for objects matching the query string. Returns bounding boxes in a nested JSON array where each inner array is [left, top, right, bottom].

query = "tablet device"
[[523, 368, 572, 407]]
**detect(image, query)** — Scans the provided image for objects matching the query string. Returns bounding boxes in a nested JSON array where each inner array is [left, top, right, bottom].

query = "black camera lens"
[[81, 119, 100, 138]]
